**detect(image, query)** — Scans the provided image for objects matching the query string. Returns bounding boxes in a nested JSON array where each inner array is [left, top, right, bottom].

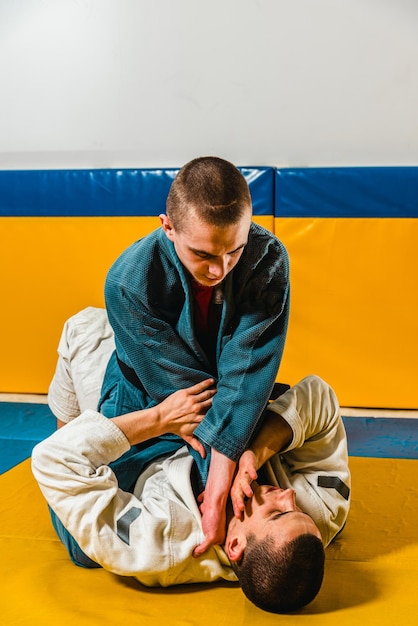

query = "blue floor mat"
[[0, 403, 417, 474], [0, 403, 55, 474], [342, 415, 418, 460]]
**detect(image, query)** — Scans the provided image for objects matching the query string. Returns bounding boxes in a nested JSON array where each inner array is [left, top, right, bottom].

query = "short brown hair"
[[166, 156, 252, 231]]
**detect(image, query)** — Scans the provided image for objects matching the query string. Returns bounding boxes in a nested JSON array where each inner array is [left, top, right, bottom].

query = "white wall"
[[0, 0, 417, 169]]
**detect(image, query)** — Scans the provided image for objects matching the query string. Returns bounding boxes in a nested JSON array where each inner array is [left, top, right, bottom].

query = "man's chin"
[[195, 277, 222, 287]]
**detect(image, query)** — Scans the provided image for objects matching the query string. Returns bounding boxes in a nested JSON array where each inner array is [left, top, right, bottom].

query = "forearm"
[[32, 413, 150, 574], [205, 448, 237, 504], [112, 378, 216, 447], [192, 447, 236, 556], [194, 300, 289, 461], [32, 411, 131, 518], [249, 409, 293, 470], [111, 407, 161, 446]]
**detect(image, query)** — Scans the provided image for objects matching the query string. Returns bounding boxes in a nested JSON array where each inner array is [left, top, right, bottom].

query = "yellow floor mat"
[[1, 456, 417, 625]]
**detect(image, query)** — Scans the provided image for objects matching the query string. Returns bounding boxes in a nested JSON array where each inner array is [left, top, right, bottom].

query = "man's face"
[[160, 208, 252, 287], [229, 483, 322, 549]]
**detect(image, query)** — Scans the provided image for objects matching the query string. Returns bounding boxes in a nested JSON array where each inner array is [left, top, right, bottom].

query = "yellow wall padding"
[[1, 216, 159, 393], [0, 215, 273, 394], [1, 456, 418, 625], [276, 217, 418, 408], [1, 213, 417, 408]]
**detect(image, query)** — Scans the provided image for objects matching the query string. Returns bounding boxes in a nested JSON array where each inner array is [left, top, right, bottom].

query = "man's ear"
[[225, 533, 247, 563], [159, 213, 175, 241]]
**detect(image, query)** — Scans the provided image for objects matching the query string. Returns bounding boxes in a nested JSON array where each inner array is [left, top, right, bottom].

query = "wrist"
[[248, 410, 293, 467], [205, 449, 236, 501], [151, 404, 165, 437], [112, 405, 162, 446]]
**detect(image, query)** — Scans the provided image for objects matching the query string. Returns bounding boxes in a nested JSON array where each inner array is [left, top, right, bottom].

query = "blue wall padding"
[[0, 403, 417, 475], [4, 165, 417, 218], [0, 167, 275, 217], [275, 167, 418, 217]]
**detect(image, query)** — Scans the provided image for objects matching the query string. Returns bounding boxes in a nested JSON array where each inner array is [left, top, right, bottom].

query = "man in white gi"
[[32, 307, 350, 613]]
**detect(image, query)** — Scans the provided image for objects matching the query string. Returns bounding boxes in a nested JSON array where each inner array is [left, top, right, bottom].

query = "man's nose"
[[279, 488, 297, 508], [208, 257, 227, 278]]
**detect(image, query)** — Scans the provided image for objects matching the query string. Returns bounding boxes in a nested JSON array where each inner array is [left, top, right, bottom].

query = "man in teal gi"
[[95, 156, 290, 555]]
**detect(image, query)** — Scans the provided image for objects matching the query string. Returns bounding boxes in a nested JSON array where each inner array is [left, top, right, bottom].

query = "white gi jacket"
[[32, 376, 350, 586]]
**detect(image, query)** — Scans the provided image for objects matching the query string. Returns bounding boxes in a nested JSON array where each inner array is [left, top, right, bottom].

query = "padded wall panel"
[[275, 167, 418, 217], [0, 217, 158, 392], [2, 165, 417, 409], [276, 217, 418, 408], [275, 167, 418, 409], [0, 166, 274, 393], [0, 215, 271, 394], [0, 167, 275, 216]]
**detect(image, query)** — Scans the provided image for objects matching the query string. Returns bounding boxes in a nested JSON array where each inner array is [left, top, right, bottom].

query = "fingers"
[[195, 396, 215, 413], [232, 500, 244, 519], [193, 538, 212, 558], [231, 459, 257, 517], [193, 524, 226, 557], [192, 438, 206, 459], [198, 389, 217, 401], [189, 413, 204, 424], [195, 387, 217, 408], [190, 378, 216, 395], [232, 481, 254, 518], [178, 380, 216, 416], [185, 436, 206, 459], [193, 530, 224, 557], [189, 386, 216, 416]]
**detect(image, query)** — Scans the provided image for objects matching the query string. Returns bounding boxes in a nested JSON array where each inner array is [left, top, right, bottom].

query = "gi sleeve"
[[266, 375, 351, 545], [32, 412, 165, 576], [194, 236, 290, 460]]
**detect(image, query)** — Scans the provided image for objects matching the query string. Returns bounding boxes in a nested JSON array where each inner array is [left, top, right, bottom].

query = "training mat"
[[0, 402, 55, 473], [1, 401, 417, 475], [1, 456, 417, 626]]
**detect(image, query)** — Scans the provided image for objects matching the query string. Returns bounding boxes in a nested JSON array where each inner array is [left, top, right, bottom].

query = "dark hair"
[[166, 156, 252, 231], [231, 533, 325, 613]]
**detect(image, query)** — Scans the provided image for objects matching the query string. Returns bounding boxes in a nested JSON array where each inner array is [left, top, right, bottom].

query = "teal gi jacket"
[[101, 222, 289, 462]]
